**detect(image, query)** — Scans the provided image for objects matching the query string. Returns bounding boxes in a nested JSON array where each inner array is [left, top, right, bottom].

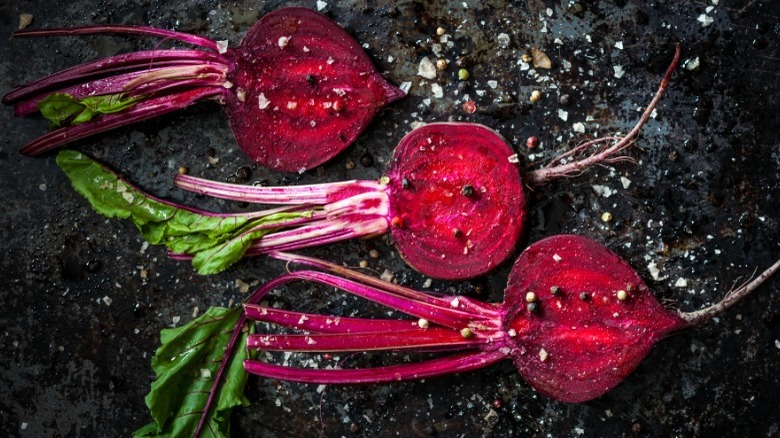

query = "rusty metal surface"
[[1, 0, 778, 436]]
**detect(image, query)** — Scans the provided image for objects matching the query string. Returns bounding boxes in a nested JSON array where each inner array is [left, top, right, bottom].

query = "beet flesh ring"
[[226, 7, 404, 172], [384, 123, 525, 280], [503, 235, 687, 403]]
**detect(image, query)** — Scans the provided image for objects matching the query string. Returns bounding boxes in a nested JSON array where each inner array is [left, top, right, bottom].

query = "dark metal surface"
[[1, 0, 778, 436]]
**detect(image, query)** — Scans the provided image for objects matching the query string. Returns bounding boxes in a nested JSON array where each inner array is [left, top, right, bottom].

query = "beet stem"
[[243, 350, 506, 384], [249, 271, 487, 329], [244, 304, 428, 334], [122, 64, 227, 91], [678, 258, 780, 326], [174, 174, 382, 205], [246, 328, 484, 353], [3, 49, 227, 106], [244, 216, 388, 254], [269, 251, 501, 318], [13, 25, 220, 51], [527, 44, 681, 185], [20, 87, 225, 156]]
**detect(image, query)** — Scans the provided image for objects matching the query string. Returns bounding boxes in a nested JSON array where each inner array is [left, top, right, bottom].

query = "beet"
[[503, 235, 688, 402], [169, 122, 524, 279], [2, 7, 404, 172], [384, 123, 525, 279], [217, 236, 778, 402]]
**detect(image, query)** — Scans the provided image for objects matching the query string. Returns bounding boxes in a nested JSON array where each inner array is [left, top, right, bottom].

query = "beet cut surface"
[[503, 235, 687, 402], [384, 122, 525, 280], [225, 7, 405, 171]]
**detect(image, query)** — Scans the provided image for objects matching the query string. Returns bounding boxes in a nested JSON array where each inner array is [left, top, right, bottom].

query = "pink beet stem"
[[13, 25, 220, 51], [244, 217, 387, 254], [19, 86, 225, 156], [253, 271, 486, 329], [526, 44, 681, 186], [244, 304, 424, 334], [12, 67, 224, 116], [174, 174, 381, 205], [121, 64, 227, 91], [4, 49, 227, 106], [246, 328, 483, 352], [269, 251, 502, 318], [679, 258, 780, 326], [243, 350, 506, 384]]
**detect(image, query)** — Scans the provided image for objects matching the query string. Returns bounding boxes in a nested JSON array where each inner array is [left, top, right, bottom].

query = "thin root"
[[526, 44, 681, 186], [679, 259, 780, 326]]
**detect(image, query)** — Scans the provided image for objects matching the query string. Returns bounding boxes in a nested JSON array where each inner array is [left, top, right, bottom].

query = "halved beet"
[[3, 7, 403, 172], [225, 7, 405, 171], [502, 235, 687, 402], [224, 237, 777, 404], [384, 123, 525, 280]]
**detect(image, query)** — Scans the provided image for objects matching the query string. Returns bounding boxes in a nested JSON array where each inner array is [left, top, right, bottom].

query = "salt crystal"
[[558, 109, 568, 121], [380, 269, 394, 282], [431, 83, 444, 98], [572, 122, 585, 133], [697, 14, 714, 27], [592, 184, 614, 198], [258, 93, 270, 109], [684, 57, 700, 71], [317, 0, 328, 11], [496, 33, 510, 48], [647, 262, 662, 280], [417, 57, 437, 79], [216, 40, 229, 54], [613, 65, 625, 79]]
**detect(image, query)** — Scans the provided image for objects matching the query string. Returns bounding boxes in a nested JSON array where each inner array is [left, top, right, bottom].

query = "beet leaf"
[[57, 150, 311, 274], [134, 306, 253, 437], [38, 92, 143, 128]]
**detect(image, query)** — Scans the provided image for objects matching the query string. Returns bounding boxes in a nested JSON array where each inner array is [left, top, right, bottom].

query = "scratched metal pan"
[[1, 0, 778, 436]]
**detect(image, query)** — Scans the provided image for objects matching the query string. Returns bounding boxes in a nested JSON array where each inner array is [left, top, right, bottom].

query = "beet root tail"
[[526, 44, 681, 186]]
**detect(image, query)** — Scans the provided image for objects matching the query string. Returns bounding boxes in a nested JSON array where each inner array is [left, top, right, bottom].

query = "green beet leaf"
[[134, 306, 253, 438], [38, 92, 143, 128], [56, 150, 309, 274]]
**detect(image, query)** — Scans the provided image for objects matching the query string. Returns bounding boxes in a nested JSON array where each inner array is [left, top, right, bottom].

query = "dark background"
[[1, 0, 778, 436]]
